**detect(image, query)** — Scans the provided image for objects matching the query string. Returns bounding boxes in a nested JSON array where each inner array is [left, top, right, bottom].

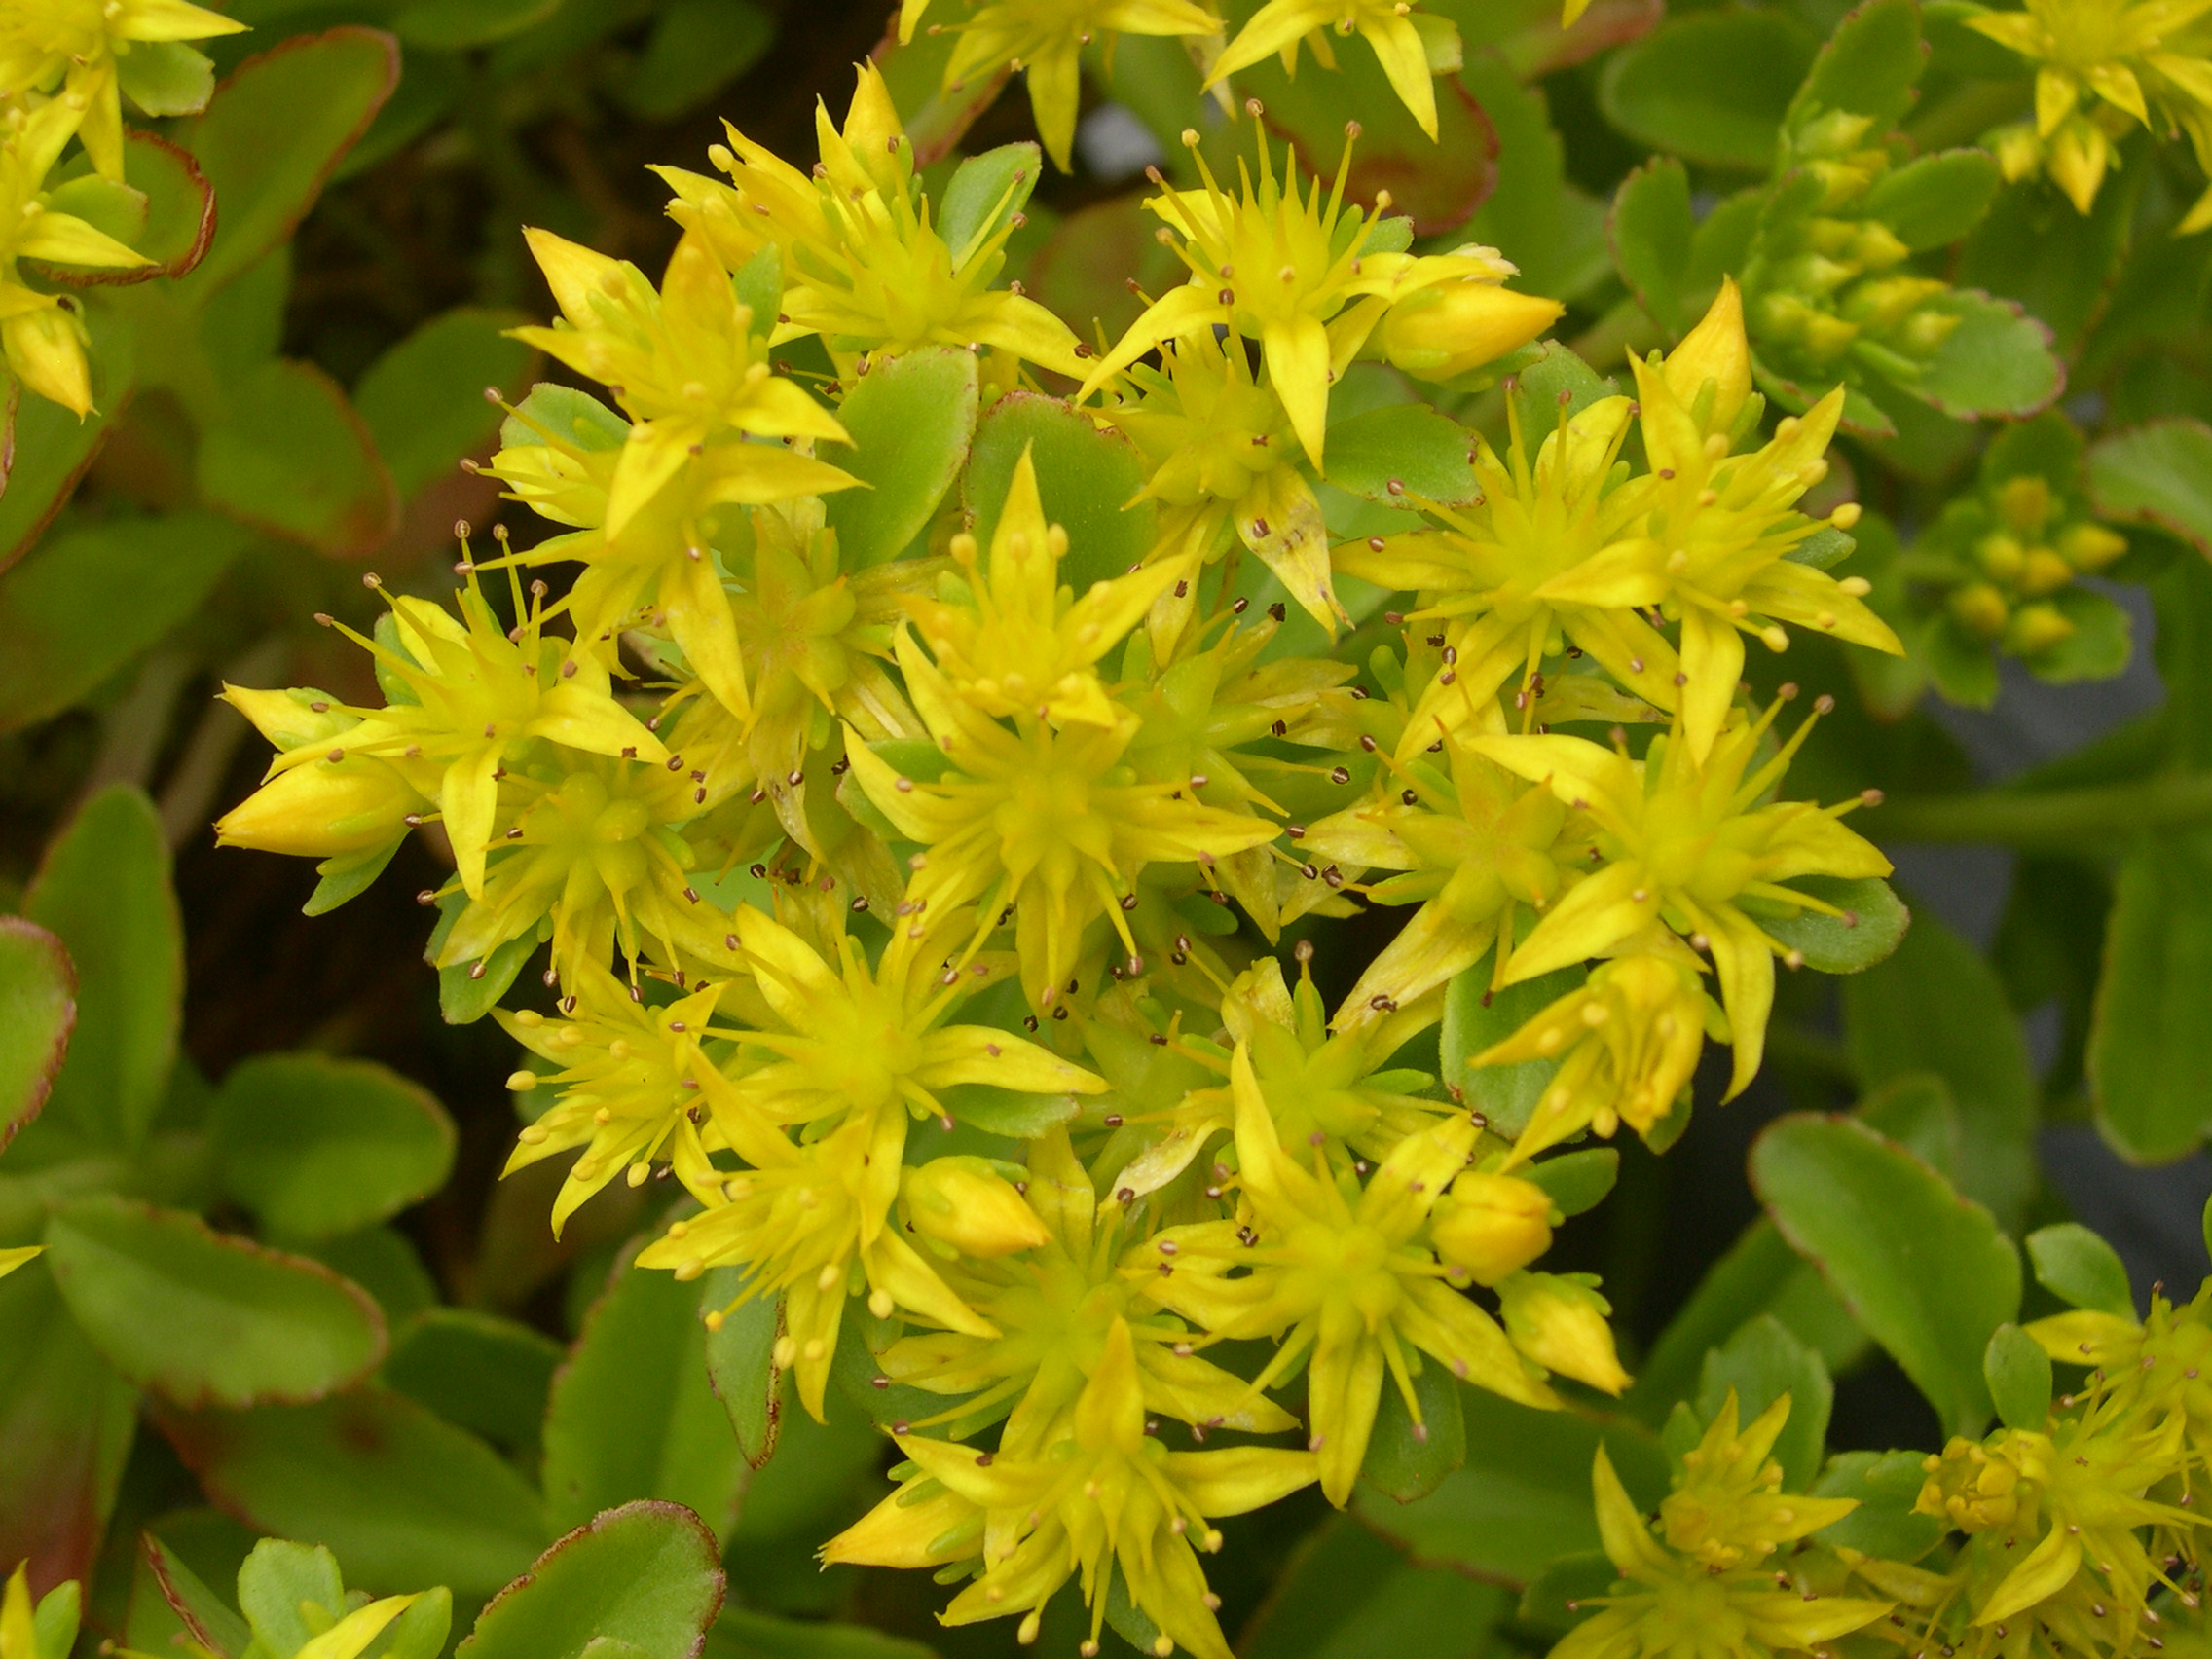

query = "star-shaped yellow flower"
[[0, 0, 244, 179]]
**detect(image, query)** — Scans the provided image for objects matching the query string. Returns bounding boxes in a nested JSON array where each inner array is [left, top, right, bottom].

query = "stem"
[[1865, 772, 2212, 850]]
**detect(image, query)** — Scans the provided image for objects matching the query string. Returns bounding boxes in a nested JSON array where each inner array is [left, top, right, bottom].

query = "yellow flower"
[[1082, 131, 1536, 467], [1475, 945, 1719, 1162], [945, 0, 1222, 172], [830, 1317, 1318, 1659], [1108, 955, 1452, 1203], [876, 1127, 1299, 1454], [1342, 288, 1895, 767], [659, 65, 1085, 376], [509, 228, 856, 545], [1495, 1271, 1630, 1395], [1550, 1443, 1890, 1659], [1, 1565, 74, 1659], [1968, 0, 2212, 226], [1211, 0, 1456, 140], [0, 0, 244, 179], [1147, 1043, 1556, 1504], [498, 966, 733, 1233], [902, 1155, 1053, 1260], [1472, 697, 1891, 1100], [1099, 333, 1348, 639], [1661, 1391, 1858, 1568], [846, 635, 1278, 1010], [1427, 1170, 1554, 1286], [0, 96, 150, 416], [226, 573, 667, 900], [904, 447, 1185, 728], [1297, 727, 1576, 1023], [212, 686, 430, 865]]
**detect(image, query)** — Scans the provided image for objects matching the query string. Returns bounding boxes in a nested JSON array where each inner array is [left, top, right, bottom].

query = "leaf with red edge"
[[196, 357, 400, 556], [1242, 44, 1499, 237], [0, 919, 73, 1153], [0, 1253, 140, 1598], [0, 298, 136, 575], [43, 1197, 388, 1409], [172, 27, 399, 302], [156, 1390, 545, 1596], [35, 133, 214, 288], [459, 1501, 725, 1659]]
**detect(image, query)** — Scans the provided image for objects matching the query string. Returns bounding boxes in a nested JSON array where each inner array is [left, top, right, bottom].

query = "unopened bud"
[[1430, 1172, 1554, 1286], [1379, 276, 1562, 383], [1498, 1271, 1631, 1395], [902, 1157, 1050, 1258], [1661, 276, 1752, 438]]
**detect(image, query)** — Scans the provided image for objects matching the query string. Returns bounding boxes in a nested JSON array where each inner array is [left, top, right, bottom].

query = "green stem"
[[1865, 772, 2212, 849]]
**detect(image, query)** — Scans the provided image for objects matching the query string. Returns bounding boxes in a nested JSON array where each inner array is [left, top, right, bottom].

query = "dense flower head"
[[0, 0, 242, 180]]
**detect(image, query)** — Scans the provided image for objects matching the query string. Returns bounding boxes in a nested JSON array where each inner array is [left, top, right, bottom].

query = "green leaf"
[[1514, 343, 1619, 422], [0, 510, 249, 735], [353, 308, 535, 498], [383, 1307, 562, 1455], [1359, 1359, 1466, 1503], [1755, 876, 1909, 973], [210, 1055, 454, 1241], [118, 41, 217, 117], [702, 1278, 780, 1468], [706, 1611, 934, 1659], [118, 131, 217, 276], [0, 919, 73, 1153], [2088, 830, 2212, 1161], [1811, 1451, 1945, 1561], [1238, 1515, 1510, 1659], [428, 890, 538, 1024], [823, 348, 979, 568], [460, 1501, 725, 1659], [0, 1255, 139, 1592], [1351, 1390, 1669, 1586], [1441, 950, 1582, 1137], [197, 356, 399, 556], [1609, 158, 1696, 335], [1523, 1149, 1618, 1218], [1323, 405, 1482, 509], [738, 1366, 886, 1547], [937, 144, 1041, 268], [940, 1080, 1081, 1138], [157, 1389, 546, 1597], [1959, 172, 2138, 354], [1459, 54, 1611, 307], [1862, 150, 2001, 250], [963, 392, 1155, 595], [1516, 1552, 1613, 1637], [2088, 420, 2212, 556], [237, 1539, 346, 1659], [17, 785, 179, 1161], [1842, 903, 2036, 1230], [173, 28, 400, 301], [1982, 1322, 2052, 1432], [43, 1196, 387, 1408], [0, 299, 135, 573], [616, 0, 773, 119], [393, 0, 562, 49], [140, 1534, 252, 1659], [1751, 1114, 2021, 1437], [295, 1226, 439, 1325], [542, 1257, 748, 1542], [2023, 1223, 2132, 1317], [2023, 584, 2131, 684], [1905, 290, 2064, 422], [1695, 1315, 1829, 1490], [1785, 0, 1924, 135], [1599, 10, 1818, 170]]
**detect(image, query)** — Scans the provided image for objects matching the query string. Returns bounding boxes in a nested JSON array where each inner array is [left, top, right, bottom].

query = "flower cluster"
[[0, 0, 239, 415], [219, 70, 1909, 1657]]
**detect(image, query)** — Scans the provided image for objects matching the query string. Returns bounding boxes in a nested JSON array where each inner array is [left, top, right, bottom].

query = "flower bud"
[[1948, 581, 2010, 639], [2059, 520, 2127, 572], [1498, 1271, 1631, 1394], [1380, 278, 1562, 383], [215, 756, 426, 858], [3, 299, 93, 419], [1974, 532, 2027, 583], [1989, 122, 2043, 183], [1431, 1172, 1554, 1285], [2017, 548, 2074, 598], [1662, 278, 1752, 439], [2004, 601, 2076, 656], [901, 1156, 1050, 1258], [1993, 474, 2053, 535], [222, 684, 358, 752]]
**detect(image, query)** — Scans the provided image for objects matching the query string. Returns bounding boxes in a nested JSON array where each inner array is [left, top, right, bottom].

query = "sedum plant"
[[12, 1, 2212, 1659]]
